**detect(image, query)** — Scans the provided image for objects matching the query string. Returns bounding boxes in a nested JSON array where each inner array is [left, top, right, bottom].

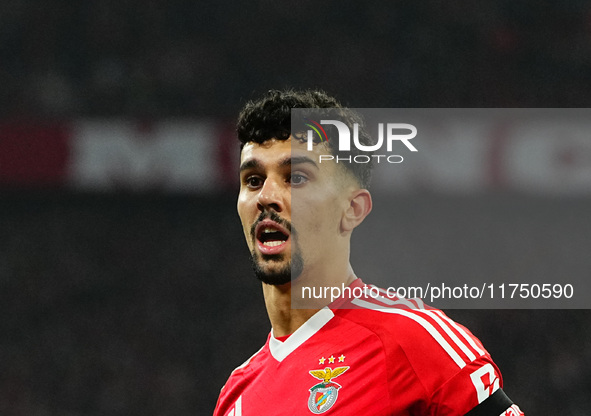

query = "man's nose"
[[257, 177, 284, 212]]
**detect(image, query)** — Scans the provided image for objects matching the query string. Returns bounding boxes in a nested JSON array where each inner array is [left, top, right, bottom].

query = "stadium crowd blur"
[[2, 0, 591, 119], [1, 1, 590, 415]]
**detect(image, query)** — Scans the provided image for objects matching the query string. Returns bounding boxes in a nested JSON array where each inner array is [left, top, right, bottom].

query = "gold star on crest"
[[328, 355, 335, 364], [338, 354, 346, 362], [318, 357, 326, 365]]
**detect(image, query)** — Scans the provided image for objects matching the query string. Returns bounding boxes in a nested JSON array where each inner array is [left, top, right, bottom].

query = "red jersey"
[[214, 279, 523, 416]]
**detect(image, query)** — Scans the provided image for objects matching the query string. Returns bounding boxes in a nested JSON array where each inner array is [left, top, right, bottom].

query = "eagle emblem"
[[307, 366, 349, 414]]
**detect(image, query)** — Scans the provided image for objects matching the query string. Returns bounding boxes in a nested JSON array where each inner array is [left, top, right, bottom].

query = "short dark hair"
[[236, 89, 374, 188]]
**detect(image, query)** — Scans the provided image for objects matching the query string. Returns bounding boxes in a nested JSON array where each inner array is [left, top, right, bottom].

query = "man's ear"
[[341, 189, 372, 233]]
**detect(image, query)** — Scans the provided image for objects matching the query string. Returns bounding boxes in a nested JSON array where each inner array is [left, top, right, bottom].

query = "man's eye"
[[245, 176, 263, 188], [290, 173, 308, 186]]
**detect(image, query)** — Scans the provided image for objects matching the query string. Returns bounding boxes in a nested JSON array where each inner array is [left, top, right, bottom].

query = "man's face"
[[237, 137, 349, 286]]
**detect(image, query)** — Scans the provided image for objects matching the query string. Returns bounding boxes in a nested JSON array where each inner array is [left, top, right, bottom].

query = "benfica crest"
[[307, 366, 349, 414]]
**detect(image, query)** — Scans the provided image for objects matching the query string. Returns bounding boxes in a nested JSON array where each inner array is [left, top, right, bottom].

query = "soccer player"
[[214, 89, 524, 416]]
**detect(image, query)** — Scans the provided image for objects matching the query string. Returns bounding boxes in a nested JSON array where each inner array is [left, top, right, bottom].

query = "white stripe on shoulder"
[[418, 310, 479, 361], [351, 298, 467, 368], [366, 286, 481, 360], [432, 310, 486, 356]]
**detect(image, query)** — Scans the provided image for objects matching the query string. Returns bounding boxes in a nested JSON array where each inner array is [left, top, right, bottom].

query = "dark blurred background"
[[3, 0, 591, 119], [1, 1, 590, 415]]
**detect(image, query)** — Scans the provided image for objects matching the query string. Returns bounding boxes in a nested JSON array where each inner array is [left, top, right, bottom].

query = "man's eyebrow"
[[240, 156, 319, 173], [280, 156, 318, 169], [239, 159, 261, 173]]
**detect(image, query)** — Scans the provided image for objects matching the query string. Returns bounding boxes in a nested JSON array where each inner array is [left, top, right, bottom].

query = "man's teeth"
[[263, 240, 284, 247], [259, 226, 287, 247]]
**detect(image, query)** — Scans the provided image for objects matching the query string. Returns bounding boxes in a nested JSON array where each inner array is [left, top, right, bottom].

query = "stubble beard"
[[248, 210, 304, 286], [250, 244, 304, 286]]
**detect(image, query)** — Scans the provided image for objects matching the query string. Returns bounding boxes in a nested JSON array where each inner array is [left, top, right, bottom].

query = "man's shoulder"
[[332, 286, 489, 371], [223, 338, 270, 382], [331, 288, 506, 409], [332, 285, 444, 335]]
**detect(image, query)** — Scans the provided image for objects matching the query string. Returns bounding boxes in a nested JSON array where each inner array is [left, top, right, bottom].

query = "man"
[[214, 89, 524, 415]]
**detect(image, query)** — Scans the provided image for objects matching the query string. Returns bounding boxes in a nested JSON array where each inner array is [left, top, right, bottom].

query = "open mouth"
[[259, 227, 289, 246], [255, 220, 290, 254]]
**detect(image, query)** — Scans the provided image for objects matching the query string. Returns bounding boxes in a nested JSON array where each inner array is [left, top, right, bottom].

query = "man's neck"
[[263, 265, 357, 338]]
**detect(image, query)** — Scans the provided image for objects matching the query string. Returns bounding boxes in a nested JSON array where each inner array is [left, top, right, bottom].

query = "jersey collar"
[[268, 307, 334, 362]]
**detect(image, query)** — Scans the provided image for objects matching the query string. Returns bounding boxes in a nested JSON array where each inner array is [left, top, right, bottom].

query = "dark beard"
[[250, 250, 304, 285], [249, 210, 303, 285]]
